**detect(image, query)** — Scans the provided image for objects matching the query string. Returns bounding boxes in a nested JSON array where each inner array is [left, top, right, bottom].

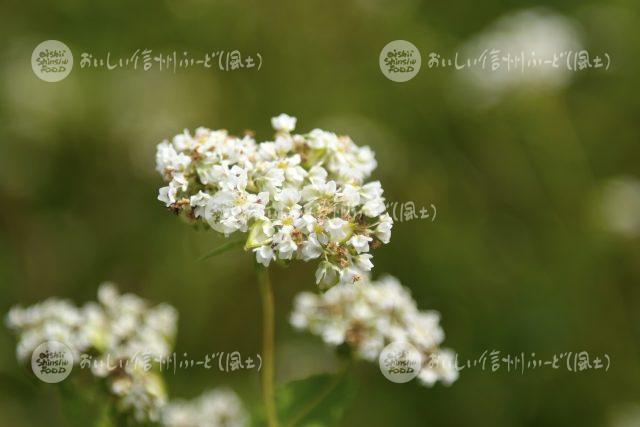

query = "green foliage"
[[274, 372, 356, 427]]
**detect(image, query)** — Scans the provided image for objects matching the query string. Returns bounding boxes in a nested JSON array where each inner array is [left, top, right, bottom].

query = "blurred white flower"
[[110, 369, 168, 423], [5, 299, 85, 361], [162, 388, 248, 427], [456, 8, 583, 103], [290, 275, 458, 386], [597, 176, 640, 238], [90, 282, 177, 377], [6, 283, 178, 423], [6, 285, 249, 425]]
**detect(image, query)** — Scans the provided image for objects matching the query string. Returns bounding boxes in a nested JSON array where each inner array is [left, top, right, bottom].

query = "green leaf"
[[274, 372, 356, 427], [197, 238, 245, 261]]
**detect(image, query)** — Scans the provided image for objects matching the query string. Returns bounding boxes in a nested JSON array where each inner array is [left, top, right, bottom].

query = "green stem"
[[257, 265, 279, 427]]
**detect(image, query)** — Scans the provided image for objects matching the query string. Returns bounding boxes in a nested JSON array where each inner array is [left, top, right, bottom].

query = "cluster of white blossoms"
[[596, 176, 640, 239], [90, 283, 178, 376], [456, 8, 582, 105], [156, 114, 392, 288], [290, 275, 458, 386], [162, 388, 248, 427], [5, 283, 178, 423], [110, 368, 168, 423], [5, 297, 91, 362], [6, 285, 249, 426]]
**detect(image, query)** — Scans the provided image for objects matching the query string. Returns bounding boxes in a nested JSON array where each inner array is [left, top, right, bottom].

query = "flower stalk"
[[257, 265, 279, 427]]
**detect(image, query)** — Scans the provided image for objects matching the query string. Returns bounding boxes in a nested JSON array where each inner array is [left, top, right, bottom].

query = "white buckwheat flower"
[[5, 299, 86, 361], [6, 283, 178, 423], [456, 8, 583, 105], [271, 113, 297, 133], [162, 388, 248, 427], [155, 114, 393, 288], [110, 368, 168, 423], [90, 282, 177, 377], [290, 275, 458, 386]]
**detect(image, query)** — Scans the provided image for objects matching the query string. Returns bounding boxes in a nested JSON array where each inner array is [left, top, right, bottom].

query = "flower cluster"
[[459, 8, 582, 97], [155, 114, 392, 288], [6, 285, 249, 426], [111, 368, 168, 423], [90, 283, 177, 376], [597, 176, 640, 238], [290, 275, 458, 386], [5, 283, 178, 423], [162, 388, 248, 427], [5, 297, 91, 362]]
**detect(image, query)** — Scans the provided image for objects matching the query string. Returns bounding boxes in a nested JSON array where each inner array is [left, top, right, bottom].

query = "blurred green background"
[[1, 0, 640, 426]]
